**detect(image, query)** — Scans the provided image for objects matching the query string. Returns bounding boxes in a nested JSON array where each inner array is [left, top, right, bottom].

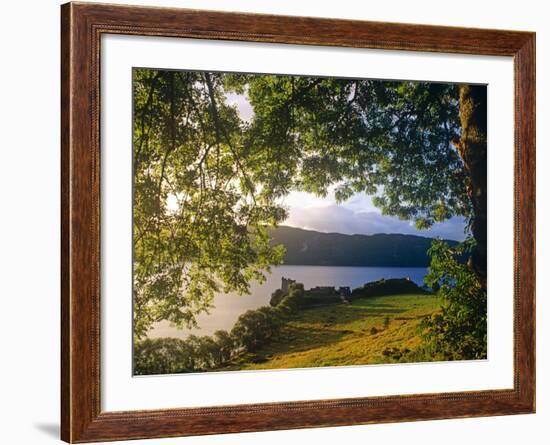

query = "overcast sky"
[[226, 91, 467, 241]]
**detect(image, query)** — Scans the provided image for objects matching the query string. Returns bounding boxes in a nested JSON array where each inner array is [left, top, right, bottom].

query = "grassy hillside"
[[269, 225, 458, 267], [224, 294, 441, 371]]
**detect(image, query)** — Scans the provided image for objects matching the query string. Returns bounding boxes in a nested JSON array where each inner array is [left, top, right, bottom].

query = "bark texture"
[[456, 85, 488, 281]]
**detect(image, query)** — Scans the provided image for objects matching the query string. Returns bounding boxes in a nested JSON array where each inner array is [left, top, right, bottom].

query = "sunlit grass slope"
[[226, 294, 440, 371]]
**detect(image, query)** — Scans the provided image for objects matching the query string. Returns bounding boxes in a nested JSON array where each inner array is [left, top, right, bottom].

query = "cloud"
[[284, 204, 467, 241], [282, 189, 377, 212]]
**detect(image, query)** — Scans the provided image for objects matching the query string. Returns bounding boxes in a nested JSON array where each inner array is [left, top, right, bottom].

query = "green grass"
[[224, 294, 440, 371]]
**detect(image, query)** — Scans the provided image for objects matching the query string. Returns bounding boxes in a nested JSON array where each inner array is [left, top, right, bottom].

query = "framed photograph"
[[61, 2, 535, 442]]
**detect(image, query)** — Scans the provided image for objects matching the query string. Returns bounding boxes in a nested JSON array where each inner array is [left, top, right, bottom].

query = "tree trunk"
[[456, 85, 487, 283]]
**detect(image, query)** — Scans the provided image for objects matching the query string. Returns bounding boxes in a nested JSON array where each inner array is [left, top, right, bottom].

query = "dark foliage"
[[420, 239, 487, 360], [269, 289, 286, 307], [350, 278, 428, 299]]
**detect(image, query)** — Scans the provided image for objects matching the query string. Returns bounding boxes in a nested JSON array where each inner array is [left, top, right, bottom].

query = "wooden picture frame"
[[61, 2, 535, 442]]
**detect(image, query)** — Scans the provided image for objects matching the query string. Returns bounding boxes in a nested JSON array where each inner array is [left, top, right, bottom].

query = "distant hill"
[[269, 226, 458, 267]]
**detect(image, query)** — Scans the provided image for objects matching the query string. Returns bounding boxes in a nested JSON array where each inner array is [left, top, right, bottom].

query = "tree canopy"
[[133, 68, 482, 339]]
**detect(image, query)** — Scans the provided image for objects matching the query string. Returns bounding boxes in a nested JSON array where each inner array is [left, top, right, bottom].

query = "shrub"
[[270, 289, 285, 306], [382, 347, 402, 360], [279, 283, 305, 311], [134, 337, 196, 375], [421, 239, 487, 360], [195, 336, 223, 369], [256, 306, 284, 340], [232, 309, 267, 352], [213, 330, 235, 364], [350, 278, 427, 299], [231, 305, 285, 353]]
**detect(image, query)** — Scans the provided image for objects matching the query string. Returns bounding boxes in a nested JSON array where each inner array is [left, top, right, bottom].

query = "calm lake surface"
[[149, 265, 428, 339]]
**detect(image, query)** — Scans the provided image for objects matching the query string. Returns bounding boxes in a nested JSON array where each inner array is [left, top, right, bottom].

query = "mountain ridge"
[[269, 225, 458, 267]]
